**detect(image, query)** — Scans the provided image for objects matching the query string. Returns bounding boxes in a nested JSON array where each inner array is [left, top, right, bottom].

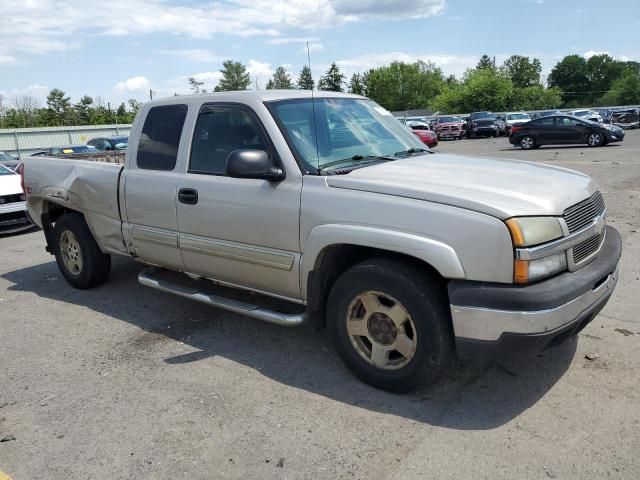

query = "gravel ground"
[[1, 132, 639, 480]]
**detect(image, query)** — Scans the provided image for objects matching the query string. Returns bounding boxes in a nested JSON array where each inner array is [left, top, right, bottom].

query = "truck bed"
[[24, 154, 127, 255]]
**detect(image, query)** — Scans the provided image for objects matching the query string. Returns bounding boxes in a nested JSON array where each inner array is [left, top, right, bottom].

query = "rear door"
[[122, 103, 189, 270], [175, 102, 303, 300], [530, 116, 555, 144]]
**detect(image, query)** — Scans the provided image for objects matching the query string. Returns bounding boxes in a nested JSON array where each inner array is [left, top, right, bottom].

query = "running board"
[[138, 268, 306, 327]]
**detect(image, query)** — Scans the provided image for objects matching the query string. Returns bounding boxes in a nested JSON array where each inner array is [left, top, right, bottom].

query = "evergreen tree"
[[318, 62, 345, 92], [46, 88, 73, 125], [188, 77, 206, 94], [348, 73, 365, 95], [74, 95, 94, 124], [297, 65, 315, 90], [265, 79, 275, 90], [476, 55, 495, 70], [214, 60, 251, 91], [269, 66, 294, 89]]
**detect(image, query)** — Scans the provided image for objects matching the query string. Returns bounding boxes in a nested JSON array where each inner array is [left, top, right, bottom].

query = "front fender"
[[300, 224, 465, 300]]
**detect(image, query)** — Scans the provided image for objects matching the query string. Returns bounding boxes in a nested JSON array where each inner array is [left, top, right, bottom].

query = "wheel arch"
[[302, 224, 465, 330]]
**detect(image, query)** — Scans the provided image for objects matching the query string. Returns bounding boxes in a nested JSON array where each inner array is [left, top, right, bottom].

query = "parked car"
[[568, 109, 603, 123], [537, 110, 562, 118], [31, 145, 100, 156], [494, 115, 507, 136], [0, 164, 32, 234], [466, 112, 499, 138], [405, 121, 438, 148], [610, 109, 639, 129], [434, 116, 465, 140], [24, 91, 621, 392], [87, 136, 129, 151], [504, 112, 531, 134], [0, 151, 20, 170], [509, 115, 625, 149]]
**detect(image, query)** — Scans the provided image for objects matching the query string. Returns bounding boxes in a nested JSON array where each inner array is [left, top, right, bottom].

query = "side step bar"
[[138, 268, 306, 327]]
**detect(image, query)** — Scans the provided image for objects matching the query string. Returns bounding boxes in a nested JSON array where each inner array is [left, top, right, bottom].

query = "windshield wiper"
[[317, 154, 395, 173], [393, 147, 432, 157]]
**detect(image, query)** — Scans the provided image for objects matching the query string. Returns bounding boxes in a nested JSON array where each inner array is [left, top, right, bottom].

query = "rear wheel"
[[53, 213, 111, 289], [520, 135, 535, 150], [587, 132, 603, 147], [326, 258, 454, 392]]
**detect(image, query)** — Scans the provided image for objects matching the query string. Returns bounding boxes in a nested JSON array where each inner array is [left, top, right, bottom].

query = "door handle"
[[178, 188, 198, 205]]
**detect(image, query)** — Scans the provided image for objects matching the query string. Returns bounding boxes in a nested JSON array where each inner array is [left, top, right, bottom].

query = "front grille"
[[572, 234, 603, 263], [563, 191, 605, 233], [0, 193, 24, 205], [477, 120, 493, 127]]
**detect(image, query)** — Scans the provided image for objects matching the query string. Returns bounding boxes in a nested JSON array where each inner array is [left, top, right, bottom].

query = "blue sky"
[[1, 0, 639, 107]]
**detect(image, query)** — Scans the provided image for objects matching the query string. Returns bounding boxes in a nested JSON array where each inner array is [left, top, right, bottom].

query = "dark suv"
[[466, 112, 499, 139], [87, 136, 128, 151]]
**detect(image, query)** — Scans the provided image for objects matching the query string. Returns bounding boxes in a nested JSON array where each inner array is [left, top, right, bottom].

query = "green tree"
[[511, 86, 563, 110], [46, 88, 73, 125], [268, 66, 294, 89], [548, 55, 589, 105], [74, 95, 94, 124], [585, 54, 625, 104], [214, 60, 251, 91], [364, 61, 445, 111], [188, 77, 206, 94], [476, 55, 495, 70], [348, 73, 365, 95], [264, 79, 275, 89], [297, 65, 314, 90], [318, 62, 345, 92], [501, 55, 542, 88], [598, 71, 640, 105], [128, 99, 142, 115], [433, 68, 513, 112]]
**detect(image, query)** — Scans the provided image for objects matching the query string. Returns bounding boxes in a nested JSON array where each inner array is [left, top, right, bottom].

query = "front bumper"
[[0, 200, 32, 234], [449, 226, 621, 359]]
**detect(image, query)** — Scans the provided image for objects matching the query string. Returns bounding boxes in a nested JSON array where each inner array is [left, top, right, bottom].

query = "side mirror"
[[225, 149, 284, 181]]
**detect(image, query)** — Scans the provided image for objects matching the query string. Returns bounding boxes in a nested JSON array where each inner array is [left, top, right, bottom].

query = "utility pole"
[[149, 89, 154, 101]]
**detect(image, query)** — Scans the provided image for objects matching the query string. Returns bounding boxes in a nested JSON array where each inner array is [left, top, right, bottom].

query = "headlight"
[[505, 217, 563, 247], [514, 252, 567, 283]]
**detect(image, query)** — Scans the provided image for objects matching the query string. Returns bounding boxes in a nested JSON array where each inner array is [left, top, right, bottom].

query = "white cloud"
[[267, 37, 319, 45], [306, 42, 325, 53], [157, 49, 222, 63], [0, 0, 446, 61], [0, 54, 16, 64], [247, 60, 274, 87], [584, 50, 609, 59], [114, 76, 151, 93]]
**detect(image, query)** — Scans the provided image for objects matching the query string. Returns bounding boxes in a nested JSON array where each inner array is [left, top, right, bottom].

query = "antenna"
[[307, 41, 320, 171]]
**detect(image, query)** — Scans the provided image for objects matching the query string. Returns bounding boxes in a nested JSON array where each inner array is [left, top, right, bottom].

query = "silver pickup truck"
[[23, 91, 621, 392]]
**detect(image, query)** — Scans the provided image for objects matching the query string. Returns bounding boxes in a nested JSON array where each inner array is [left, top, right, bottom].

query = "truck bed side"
[[24, 155, 127, 255]]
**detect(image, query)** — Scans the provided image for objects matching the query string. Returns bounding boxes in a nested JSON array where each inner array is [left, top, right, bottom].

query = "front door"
[[554, 116, 587, 144], [175, 102, 302, 301]]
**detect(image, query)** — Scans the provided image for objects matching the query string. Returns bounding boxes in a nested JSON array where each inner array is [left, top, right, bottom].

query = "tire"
[[520, 135, 535, 150], [587, 132, 603, 147], [326, 258, 454, 392], [53, 213, 111, 289]]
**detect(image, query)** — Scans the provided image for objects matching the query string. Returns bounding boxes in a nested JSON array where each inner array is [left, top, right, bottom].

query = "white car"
[[0, 164, 31, 234], [569, 109, 603, 123], [504, 112, 531, 133]]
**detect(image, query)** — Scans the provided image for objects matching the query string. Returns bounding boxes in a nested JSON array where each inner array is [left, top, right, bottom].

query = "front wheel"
[[520, 135, 535, 150], [326, 258, 454, 392], [588, 132, 604, 147], [53, 213, 111, 289]]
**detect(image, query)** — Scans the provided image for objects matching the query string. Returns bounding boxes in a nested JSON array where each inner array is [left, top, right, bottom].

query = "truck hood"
[[0, 173, 22, 196], [326, 154, 595, 219]]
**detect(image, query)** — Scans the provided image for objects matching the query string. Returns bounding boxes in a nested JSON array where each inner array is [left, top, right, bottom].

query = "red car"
[[406, 121, 438, 148]]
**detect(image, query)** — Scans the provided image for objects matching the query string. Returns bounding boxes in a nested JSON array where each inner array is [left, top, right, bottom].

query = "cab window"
[[189, 104, 269, 175]]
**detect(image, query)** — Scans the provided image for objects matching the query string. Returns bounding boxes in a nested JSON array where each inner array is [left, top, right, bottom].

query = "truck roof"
[[145, 90, 365, 107]]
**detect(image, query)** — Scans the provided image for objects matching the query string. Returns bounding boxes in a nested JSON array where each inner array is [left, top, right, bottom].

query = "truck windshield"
[[269, 98, 426, 173]]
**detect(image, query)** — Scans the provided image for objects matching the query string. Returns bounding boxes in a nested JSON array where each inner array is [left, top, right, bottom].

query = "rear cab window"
[[137, 104, 188, 171]]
